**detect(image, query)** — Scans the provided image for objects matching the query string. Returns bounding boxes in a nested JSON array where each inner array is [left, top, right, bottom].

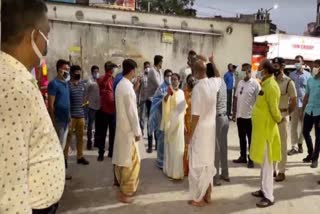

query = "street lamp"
[[264, 4, 279, 35]]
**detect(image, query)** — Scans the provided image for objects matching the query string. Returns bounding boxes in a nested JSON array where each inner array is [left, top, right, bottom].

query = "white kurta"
[[113, 78, 142, 167], [189, 77, 221, 202], [162, 89, 187, 179]]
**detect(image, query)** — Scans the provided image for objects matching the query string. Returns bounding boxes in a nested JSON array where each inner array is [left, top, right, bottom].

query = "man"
[[85, 65, 101, 150], [179, 50, 197, 89], [288, 55, 312, 155], [64, 65, 90, 165], [224, 63, 237, 119], [302, 59, 320, 168], [48, 59, 72, 180], [145, 55, 164, 153], [95, 62, 118, 161], [232, 63, 260, 168], [113, 59, 142, 204], [207, 63, 230, 186], [187, 55, 221, 207], [272, 57, 297, 182], [0, 0, 65, 213], [137, 61, 151, 136]]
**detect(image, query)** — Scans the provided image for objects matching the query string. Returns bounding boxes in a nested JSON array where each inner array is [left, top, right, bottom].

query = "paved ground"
[[58, 123, 320, 214]]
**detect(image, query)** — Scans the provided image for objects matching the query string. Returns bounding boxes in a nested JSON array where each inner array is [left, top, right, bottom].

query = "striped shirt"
[[68, 81, 86, 118]]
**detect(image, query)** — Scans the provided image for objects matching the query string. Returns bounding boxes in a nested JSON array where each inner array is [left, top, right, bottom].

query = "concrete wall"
[[46, 3, 253, 79]]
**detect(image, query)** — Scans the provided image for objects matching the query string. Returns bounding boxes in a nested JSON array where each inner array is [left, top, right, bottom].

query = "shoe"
[[97, 154, 104, 162], [256, 197, 274, 208], [298, 145, 303, 153], [251, 190, 264, 198], [233, 157, 247, 164], [65, 174, 72, 180], [77, 157, 90, 165], [303, 155, 312, 163], [311, 161, 318, 168], [213, 179, 222, 186], [87, 143, 92, 151], [318, 180, 320, 185], [273, 171, 277, 178], [288, 148, 299, 156], [247, 160, 254, 168], [220, 175, 230, 182], [275, 173, 286, 182], [147, 148, 152, 153]]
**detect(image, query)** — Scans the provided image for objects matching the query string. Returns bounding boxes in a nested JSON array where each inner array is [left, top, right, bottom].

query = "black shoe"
[[275, 173, 286, 182], [213, 179, 222, 186], [311, 161, 318, 168], [288, 149, 299, 156], [247, 160, 254, 168], [256, 197, 274, 208], [147, 148, 153, 153], [233, 157, 247, 164], [273, 171, 277, 178], [318, 180, 320, 185], [65, 174, 72, 180], [298, 145, 303, 153], [220, 175, 230, 182], [303, 155, 312, 163], [87, 143, 92, 151], [251, 190, 264, 198], [77, 157, 90, 165], [97, 154, 104, 162]]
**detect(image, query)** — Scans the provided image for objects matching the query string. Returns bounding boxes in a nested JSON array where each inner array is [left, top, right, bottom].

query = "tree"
[[138, 0, 196, 16]]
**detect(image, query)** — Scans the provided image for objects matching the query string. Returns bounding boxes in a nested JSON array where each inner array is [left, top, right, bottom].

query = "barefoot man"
[[113, 59, 142, 203], [187, 55, 221, 206]]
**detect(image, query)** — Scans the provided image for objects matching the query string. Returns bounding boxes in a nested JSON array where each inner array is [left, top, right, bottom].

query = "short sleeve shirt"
[[48, 78, 70, 123], [305, 77, 320, 116]]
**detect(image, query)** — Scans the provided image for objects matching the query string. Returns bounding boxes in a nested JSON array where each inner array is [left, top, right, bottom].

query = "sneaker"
[[247, 160, 254, 168], [311, 161, 318, 168], [303, 155, 312, 163], [275, 173, 286, 182], [233, 157, 247, 164], [97, 154, 104, 162], [288, 149, 299, 156], [77, 157, 90, 165], [298, 145, 303, 153]]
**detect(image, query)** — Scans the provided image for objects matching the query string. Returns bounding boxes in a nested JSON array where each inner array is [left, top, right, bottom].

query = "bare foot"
[[188, 200, 206, 207], [118, 192, 134, 204], [204, 186, 212, 204]]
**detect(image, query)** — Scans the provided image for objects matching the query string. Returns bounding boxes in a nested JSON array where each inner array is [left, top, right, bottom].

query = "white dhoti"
[[261, 144, 274, 202]]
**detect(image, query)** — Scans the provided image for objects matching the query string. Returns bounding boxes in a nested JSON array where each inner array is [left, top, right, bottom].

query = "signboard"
[[89, 0, 136, 11], [162, 32, 174, 44], [254, 34, 320, 61]]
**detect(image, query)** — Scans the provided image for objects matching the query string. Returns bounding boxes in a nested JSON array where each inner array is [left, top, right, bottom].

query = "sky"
[[193, 0, 317, 35]]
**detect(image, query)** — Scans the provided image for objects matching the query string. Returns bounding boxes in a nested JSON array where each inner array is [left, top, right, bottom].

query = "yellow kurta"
[[250, 76, 282, 164]]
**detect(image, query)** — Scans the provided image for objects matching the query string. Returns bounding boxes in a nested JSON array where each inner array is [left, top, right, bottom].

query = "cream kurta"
[[113, 78, 142, 167], [189, 77, 221, 202], [162, 89, 187, 179]]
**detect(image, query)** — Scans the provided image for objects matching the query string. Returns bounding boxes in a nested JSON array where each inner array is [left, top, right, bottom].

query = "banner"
[[89, 0, 136, 10]]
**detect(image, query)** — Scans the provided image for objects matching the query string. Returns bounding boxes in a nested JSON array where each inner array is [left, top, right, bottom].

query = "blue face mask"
[[165, 76, 171, 85]]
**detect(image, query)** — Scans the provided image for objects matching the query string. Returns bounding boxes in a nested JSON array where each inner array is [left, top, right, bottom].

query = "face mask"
[[274, 69, 281, 76], [31, 30, 49, 66], [62, 70, 69, 80], [295, 63, 303, 71], [313, 67, 320, 76], [93, 73, 100, 79], [131, 78, 137, 84], [165, 76, 171, 85], [73, 74, 81, 81]]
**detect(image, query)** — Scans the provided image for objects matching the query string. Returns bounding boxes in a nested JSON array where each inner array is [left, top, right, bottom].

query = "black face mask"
[[63, 71, 69, 80], [73, 74, 81, 80], [274, 69, 281, 76]]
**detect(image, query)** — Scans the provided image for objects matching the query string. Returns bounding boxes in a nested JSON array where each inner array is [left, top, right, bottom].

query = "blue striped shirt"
[[68, 81, 86, 118]]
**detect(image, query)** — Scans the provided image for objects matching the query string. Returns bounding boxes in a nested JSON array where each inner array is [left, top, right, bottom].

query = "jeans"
[[146, 99, 158, 151], [32, 203, 59, 214], [303, 113, 320, 161], [64, 118, 85, 159], [227, 89, 233, 117], [237, 118, 252, 160], [87, 108, 97, 146], [55, 120, 68, 150], [94, 110, 115, 157]]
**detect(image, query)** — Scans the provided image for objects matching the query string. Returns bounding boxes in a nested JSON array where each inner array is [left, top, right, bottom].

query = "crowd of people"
[[1, 0, 320, 213]]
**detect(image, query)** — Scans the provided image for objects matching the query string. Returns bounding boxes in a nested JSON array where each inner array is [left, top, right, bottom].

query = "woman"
[[162, 73, 187, 180], [149, 69, 173, 169], [183, 74, 195, 176], [250, 59, 282, 208]]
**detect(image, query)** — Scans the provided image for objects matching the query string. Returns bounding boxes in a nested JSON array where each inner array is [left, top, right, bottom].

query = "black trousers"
[[146, 100, 158, 150], [237, 118, 252, 159], [94, 110, 115, 157], [227, 89, 233, 117], [303, 113, 320, 161], [32, 203, 59, 214]]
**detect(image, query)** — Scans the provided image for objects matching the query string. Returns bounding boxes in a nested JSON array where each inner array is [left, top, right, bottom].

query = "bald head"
[[193, 56, 207, 79]]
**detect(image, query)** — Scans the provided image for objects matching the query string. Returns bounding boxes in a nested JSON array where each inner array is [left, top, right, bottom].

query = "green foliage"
[[139, 0, 196, 16]]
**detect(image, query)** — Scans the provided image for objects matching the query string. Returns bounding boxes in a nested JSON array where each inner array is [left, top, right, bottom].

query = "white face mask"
[[295, 63, 303, 71], [313, 67, 320, 76], [31, 30, 49, 66]]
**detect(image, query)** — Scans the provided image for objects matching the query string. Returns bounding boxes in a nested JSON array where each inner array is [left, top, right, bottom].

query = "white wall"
[[46, 2, 253, 79]]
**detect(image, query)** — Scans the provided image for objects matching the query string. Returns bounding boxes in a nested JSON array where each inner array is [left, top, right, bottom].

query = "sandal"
[[256, 197, 274, 208], [251, 190, 264, 198], [188, 200, 206, 207]]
